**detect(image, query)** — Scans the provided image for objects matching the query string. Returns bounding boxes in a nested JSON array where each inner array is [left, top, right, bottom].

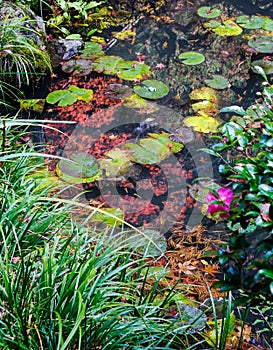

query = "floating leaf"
[[123, 93, 151, 109], [263, 17, 273, 31], [125, 142, 160, 164], [197, 6, 221, 19], [133, 80, 169, 99], [117, 61, 151, 81], [149, 132, 184, 152], [46, 90, 78, 106], [69, 85, 93, 102], [61, 58, 93, 75], [57, 152, 101, 183], [178, 51, 205, 65], [93, 55, 122, 74], [251, 59, 273, 75], [248, 36, 273, 53], [210, 20, 243, 36], [46, 86, 93, 106], [105, 83, 132, 100], [189, 86, 217, 102], [189, 180, 221, 203], [65, 34, 82, 40], [99, 148, 132, 178], [184, 115, 220, 133], [20, 99, 45, 113], [81, 41, 102, 56], [236, 15, 264, 29], [91, 207, 124, 227], [205, 74, 230, 89], [191, 100, 218, 115]]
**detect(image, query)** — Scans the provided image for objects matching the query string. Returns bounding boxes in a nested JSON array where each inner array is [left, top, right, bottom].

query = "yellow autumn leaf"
[[184, 115, 220, 133]]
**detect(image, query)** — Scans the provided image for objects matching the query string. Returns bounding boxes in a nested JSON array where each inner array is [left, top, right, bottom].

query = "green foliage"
[[133, 79, 169, 99], [248, 36, 273, 53], [197, 6, 221, 19], [46, 85, 93, 106], [178, 51, 205, 65], [205, 75, 230, 90], [206, 81, 273, 305]]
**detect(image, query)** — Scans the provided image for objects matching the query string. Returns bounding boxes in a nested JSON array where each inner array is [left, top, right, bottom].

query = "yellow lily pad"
[[184, 115, 220, 133], [191, 100, 218, 115], [189, 87, 217, 102], [211, 20, 243, 36]]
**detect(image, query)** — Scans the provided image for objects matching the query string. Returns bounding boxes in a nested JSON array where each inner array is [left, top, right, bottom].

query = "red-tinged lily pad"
[[133, 80, 169, 100], [209, 20, 243, 36], [204, 75, 230, 90], [62, 58, 93, 76], [178, 51, 205, 65], [56, 152, 101, 183], [104, 83, 133, 100], [184, 115, 220, 133], [248, 36, 273, 53], [46, 86, 93, 106], [236, 15, 264, 29], [197, 6, 221, 19]]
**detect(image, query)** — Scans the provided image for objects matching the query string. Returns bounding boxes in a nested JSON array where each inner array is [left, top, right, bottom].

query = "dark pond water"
[[33, 0, 273, 239]]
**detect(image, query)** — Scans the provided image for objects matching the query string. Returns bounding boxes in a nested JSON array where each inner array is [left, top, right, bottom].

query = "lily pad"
[[210, 20, 243, 36], [197, 6, 221, 19], [81, 41, 102, 56], [149, 132, 185, 152], [184, 115, 220, 133], [178, 51, 205, 65], [56, 152, 101, 183], [123, 93, 151, 109], [236, 15, 264, 29], [93, 55, 122, 74], [204, 75, 230, 89], [251, 59, 273, 75], [189, 86, 217, 102], [117, 61, 151, 81], [191, 100, 218, 115], [99, 148, 132, 178], [61, 58, 94, 76], [263, 18, 273, 31], [46, 86, 93, 106], [133, 80, 169, 100], [104, 83, 132, 100], [248, 36, 273, 53]]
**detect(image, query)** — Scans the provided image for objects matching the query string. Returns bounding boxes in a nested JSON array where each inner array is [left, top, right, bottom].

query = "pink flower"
[[206, 187, 234, 218], [155, 63, 165, 69]]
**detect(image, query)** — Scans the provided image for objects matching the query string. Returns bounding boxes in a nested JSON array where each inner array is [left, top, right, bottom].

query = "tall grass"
[[0, 123, 209, 349]]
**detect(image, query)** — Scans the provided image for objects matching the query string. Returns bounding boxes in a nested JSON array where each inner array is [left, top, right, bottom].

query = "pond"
[[39, 0, 273, 242]]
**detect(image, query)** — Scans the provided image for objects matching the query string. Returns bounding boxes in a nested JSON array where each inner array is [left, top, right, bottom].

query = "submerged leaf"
[[178, 51, 205, 65], [205, 75, 230, 90], [251, 60, 273, 75], [248, 36, 273, 53], [57, 152, 101, 183]]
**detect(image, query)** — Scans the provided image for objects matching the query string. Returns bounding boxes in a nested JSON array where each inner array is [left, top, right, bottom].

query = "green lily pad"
[[263, 18, 273, 31], [46, 86, 93, 106], [178, 51, 205, 65], [251, 59, 273, 75], [236, 15, 264, 29], [248, 36, 273, 53], [123, 93, 151, 109], [81, 41, 102, 56], [184, 115, 220, 133], [204, 74, 230, 89], [149, 132, 184, 152], [90, 207, 124, 227], [204, 20, 221, 29], [57, 152, 101, 183], [117, 61, 151, 81], [46, 90, 78, 106], [211, 20, 243, 36], [99, 148, 132, 178], [133, 80, 169, 100], [197, 6, 221, 19], [93, 55, 122, 74]]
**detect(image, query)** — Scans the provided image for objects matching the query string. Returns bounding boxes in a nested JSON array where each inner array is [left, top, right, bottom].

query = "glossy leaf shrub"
[[205, 82, 273, 305]]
